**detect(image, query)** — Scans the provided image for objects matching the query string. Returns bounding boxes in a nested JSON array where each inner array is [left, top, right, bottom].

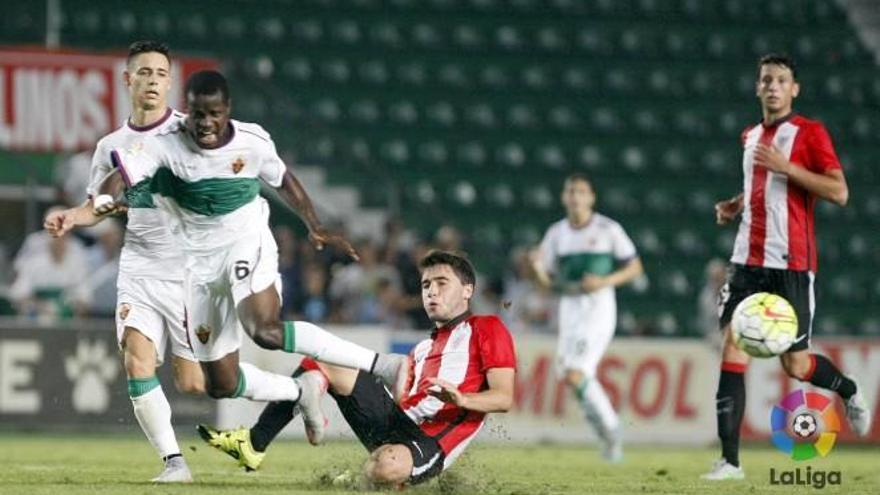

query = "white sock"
[[578, 378, 620, 439], [130, 384, 180, 460], [237, 362, 301, 402], [285, 320, 377, 372]]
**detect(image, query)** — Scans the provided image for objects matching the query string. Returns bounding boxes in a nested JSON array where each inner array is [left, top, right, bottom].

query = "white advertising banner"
[[217, 330, 879, 445], [0, 47, 216, 152]]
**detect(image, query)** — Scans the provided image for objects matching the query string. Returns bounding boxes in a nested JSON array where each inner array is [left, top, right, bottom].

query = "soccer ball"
[[792, 413, 818, 438], [730, 292, 798, 358]]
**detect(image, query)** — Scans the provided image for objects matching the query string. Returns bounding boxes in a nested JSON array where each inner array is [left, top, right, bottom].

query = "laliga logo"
[[770, 389, 840, 460], [769, 389, 842, 488]]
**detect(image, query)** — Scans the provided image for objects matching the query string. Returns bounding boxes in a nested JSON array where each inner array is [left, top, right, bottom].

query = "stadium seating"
[[3, 0, 876, 335]]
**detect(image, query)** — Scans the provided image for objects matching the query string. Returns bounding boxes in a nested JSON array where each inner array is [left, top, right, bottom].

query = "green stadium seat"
[[370, 22, 403, 48], [416, 140, 449, 166], [321, 58, 352, 83], [496, 142, 527, 168], [457, 141, 488, 166], [495, 24, 525, 51], [349, 99, 381, 124], [576, 27, 613, 56], [281, 57, 313, 82], [480, 64, 511, 89], [397, 61, 428, 86], [426, 101, 457, 127], [389, 100, 419, 125], [547, 106, 581, 131], [562, 66, 595, 92], [536, 26, 568, 53], [576, 144, 605, 170], [506, 104, 540, 129], [7, 0, 866, 337]]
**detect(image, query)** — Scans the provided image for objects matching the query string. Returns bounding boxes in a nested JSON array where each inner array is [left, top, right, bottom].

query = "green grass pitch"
[[1, 433, 876, 494]]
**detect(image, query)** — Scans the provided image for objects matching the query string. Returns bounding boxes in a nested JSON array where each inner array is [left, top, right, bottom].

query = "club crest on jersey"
[[196, 324, 212, 344], [118, 303, 131, 320], [126, 141, 144, 156], [232, 157, 245, 174]]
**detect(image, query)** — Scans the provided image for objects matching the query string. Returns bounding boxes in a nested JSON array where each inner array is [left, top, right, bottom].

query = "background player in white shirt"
[[44, 41, 200, 483], [529, 173, 643, 462], [101, 70, 407, 442]]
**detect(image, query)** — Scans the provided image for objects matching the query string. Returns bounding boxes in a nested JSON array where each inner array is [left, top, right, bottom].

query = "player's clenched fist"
[[715, 194, 744, 225], [43, 208, 75, 238]]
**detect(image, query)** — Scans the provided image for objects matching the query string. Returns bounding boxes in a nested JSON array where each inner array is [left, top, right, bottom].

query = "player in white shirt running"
[[45, 41, 200, 483], [97, 70, 408, 443], [529, 173, 643, 462]]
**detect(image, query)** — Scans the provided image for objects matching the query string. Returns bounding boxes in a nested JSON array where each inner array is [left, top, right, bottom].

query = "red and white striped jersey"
[[730, 114, 842, 272], [400, 313, 517, 467]]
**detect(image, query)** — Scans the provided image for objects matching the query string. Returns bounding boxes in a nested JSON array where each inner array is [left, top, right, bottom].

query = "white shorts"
[[116, 276, 196, 365], [556, 294, 617, 379], [185, 226, 281, 362]]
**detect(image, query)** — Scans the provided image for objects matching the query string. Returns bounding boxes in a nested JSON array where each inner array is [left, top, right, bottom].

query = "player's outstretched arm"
[[276, 171, 359, 260], [427, 368, 515, 413], [43, 194, 119, 237]]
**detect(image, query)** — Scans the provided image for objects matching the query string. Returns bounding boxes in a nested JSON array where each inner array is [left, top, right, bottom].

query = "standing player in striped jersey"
[[44, 41, 201, 483], [529, 173, 644, 463], [702, 54, 871, 481], [200, 251, 517, 486]]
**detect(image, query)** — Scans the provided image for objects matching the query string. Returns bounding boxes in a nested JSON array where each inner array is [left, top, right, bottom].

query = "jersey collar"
[[431, 310, 472, 337], [761, 112, 795, 129], [127, 107, 173, 132]]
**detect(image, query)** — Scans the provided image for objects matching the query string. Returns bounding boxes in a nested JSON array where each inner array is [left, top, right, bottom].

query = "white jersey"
[[538, 213, 637, 305], [112, 119, 287, 262], [86, 108, 186, 281]]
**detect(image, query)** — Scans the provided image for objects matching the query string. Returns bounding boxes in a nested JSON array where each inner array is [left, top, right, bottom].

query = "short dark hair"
[[127, 40, 170, 65], [419, 250, 476, 288], [565, 172, 592, 187], [757, 53, 797, 80], [185, 70, 230, 103]]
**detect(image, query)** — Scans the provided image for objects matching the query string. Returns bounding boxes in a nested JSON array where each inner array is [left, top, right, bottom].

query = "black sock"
[[249, 401, 299, 452], [716, 365, 746, 467], [249, 366, 306, 452], [807, 354, 856, 400]]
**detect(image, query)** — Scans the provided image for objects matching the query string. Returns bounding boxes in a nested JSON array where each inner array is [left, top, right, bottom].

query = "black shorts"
[[719, 264, 815, 352], [330, 371, 445, 484]]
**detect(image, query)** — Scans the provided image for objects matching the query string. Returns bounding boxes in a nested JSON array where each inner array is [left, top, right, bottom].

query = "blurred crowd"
[[0, 204, 556, 333], [0, 208, 729, 344]]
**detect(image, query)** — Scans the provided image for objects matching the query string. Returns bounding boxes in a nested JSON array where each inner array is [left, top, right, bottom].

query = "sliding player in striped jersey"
[[200, 251, 517, 487]]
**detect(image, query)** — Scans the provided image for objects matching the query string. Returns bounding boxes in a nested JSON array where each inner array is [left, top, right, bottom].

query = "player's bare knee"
[[366, 445, 411, 485], [206, 382, 236, 399], [781, 354, 810, 380], [205, 373, 238, 398], [174, 374, 205, 395], [252, 325, 284, 350], [123, 347, 154, 378]]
